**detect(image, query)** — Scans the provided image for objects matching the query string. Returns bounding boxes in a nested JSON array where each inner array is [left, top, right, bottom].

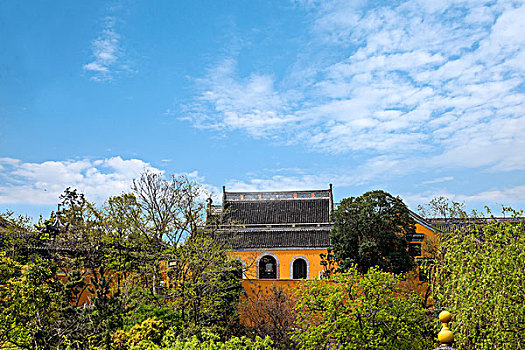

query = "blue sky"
[[1, 0, 524, 219]]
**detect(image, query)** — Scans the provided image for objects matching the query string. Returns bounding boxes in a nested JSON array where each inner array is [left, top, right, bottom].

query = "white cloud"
[[422, 176, 454, 185], [181, 58, 294, 138], [223, 159, 399, 193], [458, 185, 525, 204], [0, 157, 159, 205], [402, 185, 525, 212], [0, 157, 222, 209], [0, 158, 20, 165], [83, 15, 132, 81], [182, 0, 525, 173], [226, 174, 334, 192], [224, 166, 524, 213]]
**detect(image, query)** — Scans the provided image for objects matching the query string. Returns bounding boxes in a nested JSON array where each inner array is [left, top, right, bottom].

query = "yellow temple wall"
[[415, 222, 437, 242], [230, 222, 434, 283], [229, 249, 328, 280]]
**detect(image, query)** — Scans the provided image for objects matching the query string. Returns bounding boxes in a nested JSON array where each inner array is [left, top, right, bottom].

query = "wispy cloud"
[[224, 165, 378, 193], [182, 0, 525, 172], [226, 173, 335, 192], [422, 176, 454, 185], [181, 58, 293, 138], [402, 184, 525, 212], [226, 168, 525, 211], [83, 14, 132, 81]]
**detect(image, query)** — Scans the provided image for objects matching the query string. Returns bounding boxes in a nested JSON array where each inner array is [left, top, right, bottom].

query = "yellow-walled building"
[[208, 186, 436, 286]]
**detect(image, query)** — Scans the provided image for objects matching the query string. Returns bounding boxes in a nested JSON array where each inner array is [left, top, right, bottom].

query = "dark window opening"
[[408, 233, 425, 241], [314, 192, 330, 198], [225, 194, 241, 200], [418, 268, 428, 282], [415, 258, 435, 282], [259, 255, 277, 279], [408, 242, 422, 256], [293, 258, 307, 279]]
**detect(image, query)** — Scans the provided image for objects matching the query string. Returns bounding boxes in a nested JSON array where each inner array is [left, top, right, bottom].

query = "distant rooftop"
[[427, 216, 525, 233]]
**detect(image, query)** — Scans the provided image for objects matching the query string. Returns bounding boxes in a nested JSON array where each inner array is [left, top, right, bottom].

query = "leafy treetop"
[[324, 190, 415, 274]]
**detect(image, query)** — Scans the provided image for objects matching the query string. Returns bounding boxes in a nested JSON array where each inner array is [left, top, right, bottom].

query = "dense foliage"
[[113, 319, 276, 350], [324, 190, 415, 274], [0, 257, 62, 349], [0, 257, 130, 349], [291, 266, 436, 350], [431, 209, 525, 350], [3, 180, 524, 350], [0, 172, 243, 349]]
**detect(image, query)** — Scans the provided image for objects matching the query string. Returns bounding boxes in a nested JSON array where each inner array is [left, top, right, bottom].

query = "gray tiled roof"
[[224, 199, 331, 225], [427, 217, 524, 233], [214, 228, 331, 249], [209, 187, 334, 249]]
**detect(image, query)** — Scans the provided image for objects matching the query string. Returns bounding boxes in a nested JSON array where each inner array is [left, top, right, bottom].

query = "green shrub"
[[162, 332, 276, 350], [113, 318, 165, 350], [113, 324, 277, 350], [291, 266, 435, 350]]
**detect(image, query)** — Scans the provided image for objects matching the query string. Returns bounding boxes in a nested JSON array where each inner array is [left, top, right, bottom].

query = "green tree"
[[431, 208, 525, 350], [161, 332, 276, 350], [130, 171, 206, 296], [417, 196, 467, 219], [129, 171, 243, 335], [0, 256, 134, 350], [291, 266, 435, 350], [0, 257, 64, 349], [1, 172, 244, 346], [0, 210, 41, 263], [45, 187, 107, 270], [113, 320, 277, 350], [166, 233, 243, 336], [325, 190, 415, 274], [101, 193, 149, 292]]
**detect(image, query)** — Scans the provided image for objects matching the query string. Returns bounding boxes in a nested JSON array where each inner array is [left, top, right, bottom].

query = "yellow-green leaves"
[[432, 215, 525, 350], [291, 265, 435, 350]]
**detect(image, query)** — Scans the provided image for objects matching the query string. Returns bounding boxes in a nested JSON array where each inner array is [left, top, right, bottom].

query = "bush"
[[113, 318, 165, 349], [291, 265, 435, 350], [163, 332, 276, 350], [113, 324, 277, 350]]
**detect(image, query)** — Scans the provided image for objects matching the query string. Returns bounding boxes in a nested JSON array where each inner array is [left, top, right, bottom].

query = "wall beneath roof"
[[230, 223, 435, 281], [232, 223, 438, 311], [412, 222, 437, 258], [230, 248, 328, 280]]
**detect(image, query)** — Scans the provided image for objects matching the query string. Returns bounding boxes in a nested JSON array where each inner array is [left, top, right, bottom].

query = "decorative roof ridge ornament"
[[40, 205, 70, 237]]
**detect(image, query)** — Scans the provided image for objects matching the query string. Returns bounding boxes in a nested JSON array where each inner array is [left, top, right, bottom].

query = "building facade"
[[208, 185, 436, 282]]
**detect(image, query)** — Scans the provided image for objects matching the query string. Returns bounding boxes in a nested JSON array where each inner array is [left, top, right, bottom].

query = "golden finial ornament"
[[437, 310, 454, 345]]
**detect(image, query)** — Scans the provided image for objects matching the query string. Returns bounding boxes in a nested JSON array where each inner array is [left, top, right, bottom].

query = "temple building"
[[207, 185, 436, 281]]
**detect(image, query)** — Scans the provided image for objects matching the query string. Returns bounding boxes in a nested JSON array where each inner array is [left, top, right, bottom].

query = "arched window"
[[292, 258, 307, 279], [259, 255, 277, 279]]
